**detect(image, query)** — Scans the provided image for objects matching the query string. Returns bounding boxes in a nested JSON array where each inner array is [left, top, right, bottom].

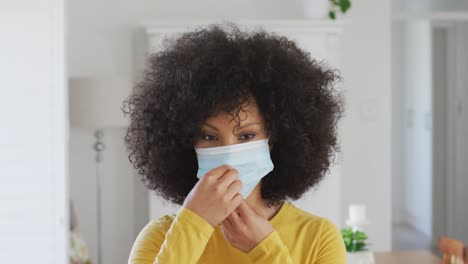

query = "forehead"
[[204, 100, 263, 125]]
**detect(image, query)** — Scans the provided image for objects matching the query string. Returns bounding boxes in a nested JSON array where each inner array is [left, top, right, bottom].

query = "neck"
[[245, 183, 282, 221]]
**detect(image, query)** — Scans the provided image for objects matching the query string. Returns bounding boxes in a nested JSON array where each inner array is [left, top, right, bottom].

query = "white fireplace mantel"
[[142, 19, 348, 33], [139, 19, 347, 225], [140, 19, 348, 71]]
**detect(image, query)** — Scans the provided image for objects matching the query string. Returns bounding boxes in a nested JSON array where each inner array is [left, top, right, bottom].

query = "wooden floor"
[[374, 250, 441, 264], [392, 223, 438, 255]]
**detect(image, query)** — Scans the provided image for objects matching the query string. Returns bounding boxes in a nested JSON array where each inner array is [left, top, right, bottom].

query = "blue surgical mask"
[[195, 137, 274, 198]]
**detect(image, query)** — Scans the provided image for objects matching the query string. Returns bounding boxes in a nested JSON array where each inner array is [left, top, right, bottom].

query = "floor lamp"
[[69, 76, 132, 264]]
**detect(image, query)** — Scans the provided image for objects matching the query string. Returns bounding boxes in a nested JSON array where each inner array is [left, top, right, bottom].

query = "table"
[[374, 250, 441, 264]]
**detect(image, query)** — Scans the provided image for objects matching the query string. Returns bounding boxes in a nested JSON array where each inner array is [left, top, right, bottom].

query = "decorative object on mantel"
[[346, 203, 371, 228], [329, 0, 352, 20], [342, 204, 375, 264], [69, 76, 133, 264], [302, 0, 352, 20]]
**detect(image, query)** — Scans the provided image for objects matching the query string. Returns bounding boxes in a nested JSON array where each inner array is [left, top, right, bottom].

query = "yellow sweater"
[[128, 201, 347, 263]]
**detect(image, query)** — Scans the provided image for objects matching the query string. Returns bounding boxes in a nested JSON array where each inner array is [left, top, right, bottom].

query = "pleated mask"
[[195, 137, 274, 198]]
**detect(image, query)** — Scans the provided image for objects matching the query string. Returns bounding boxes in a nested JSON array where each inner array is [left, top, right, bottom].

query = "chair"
[[438, 236, 466, 264]]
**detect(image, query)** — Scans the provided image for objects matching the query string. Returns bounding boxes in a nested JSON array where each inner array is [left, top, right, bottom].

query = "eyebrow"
[[202, 122, 261, 131]]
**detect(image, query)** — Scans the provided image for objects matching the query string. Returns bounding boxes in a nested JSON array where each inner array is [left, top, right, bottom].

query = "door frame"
[[431, 21, 457, 239]]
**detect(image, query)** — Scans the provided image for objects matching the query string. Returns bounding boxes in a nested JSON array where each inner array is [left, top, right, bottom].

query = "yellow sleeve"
[[128, 206, 214, 264], [246, 230, 294, 263], [315, 219, 347, 264]]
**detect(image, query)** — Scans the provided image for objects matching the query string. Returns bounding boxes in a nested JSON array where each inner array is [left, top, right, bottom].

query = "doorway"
[[392, 20, 468, 251]]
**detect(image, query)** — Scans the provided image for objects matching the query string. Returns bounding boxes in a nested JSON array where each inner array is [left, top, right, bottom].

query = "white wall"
[[69, 0, 393, 252], [0, 0, 68, 262], [68, 0, 306, 77], [339, 0, 392, 251]]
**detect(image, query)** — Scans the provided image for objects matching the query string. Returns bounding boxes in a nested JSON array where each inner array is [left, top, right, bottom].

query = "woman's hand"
[[183, 164, 244, 227], [220, 200, 274, 253]]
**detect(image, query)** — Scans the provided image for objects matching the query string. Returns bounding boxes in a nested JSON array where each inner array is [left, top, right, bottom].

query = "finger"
[[220, 222, 233, 241], [202, 164, 232, 182], [225, 180, 243, 199], [237, 200, 254, 218], [221, 217, 233, 228], [221, 218, 235, 235], [231, 193, 243, 207], [218, 168, 239, 190], [224, 193, 243, 214], [226, 211, 243, 231], [227, 210, 241, 223]]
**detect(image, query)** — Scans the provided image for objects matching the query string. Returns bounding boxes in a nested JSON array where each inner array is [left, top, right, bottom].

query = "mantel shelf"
[[141, 19, 350, 34]]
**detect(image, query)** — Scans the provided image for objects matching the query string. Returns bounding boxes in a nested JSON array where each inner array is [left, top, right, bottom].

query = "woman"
[[123, 22, 346, 263]]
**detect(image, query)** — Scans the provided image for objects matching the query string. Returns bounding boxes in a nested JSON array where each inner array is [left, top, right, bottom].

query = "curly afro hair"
[[122, 22, 344, 207]]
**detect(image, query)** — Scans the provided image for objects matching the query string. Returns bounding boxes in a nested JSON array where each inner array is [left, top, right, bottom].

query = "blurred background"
[[1, 0, 467, 263]]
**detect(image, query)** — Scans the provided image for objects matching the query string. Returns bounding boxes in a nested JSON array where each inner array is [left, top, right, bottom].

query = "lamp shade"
[[69, 76, 133, 128]]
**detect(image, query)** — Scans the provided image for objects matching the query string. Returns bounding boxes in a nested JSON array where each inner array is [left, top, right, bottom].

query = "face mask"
[[194, 137, 274, 198]]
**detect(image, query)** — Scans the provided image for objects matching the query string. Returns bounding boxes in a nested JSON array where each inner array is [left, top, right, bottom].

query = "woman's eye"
[[201, 134, 217, 141], [200, 133, 255, 141], [240, 134, 255, 140]]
